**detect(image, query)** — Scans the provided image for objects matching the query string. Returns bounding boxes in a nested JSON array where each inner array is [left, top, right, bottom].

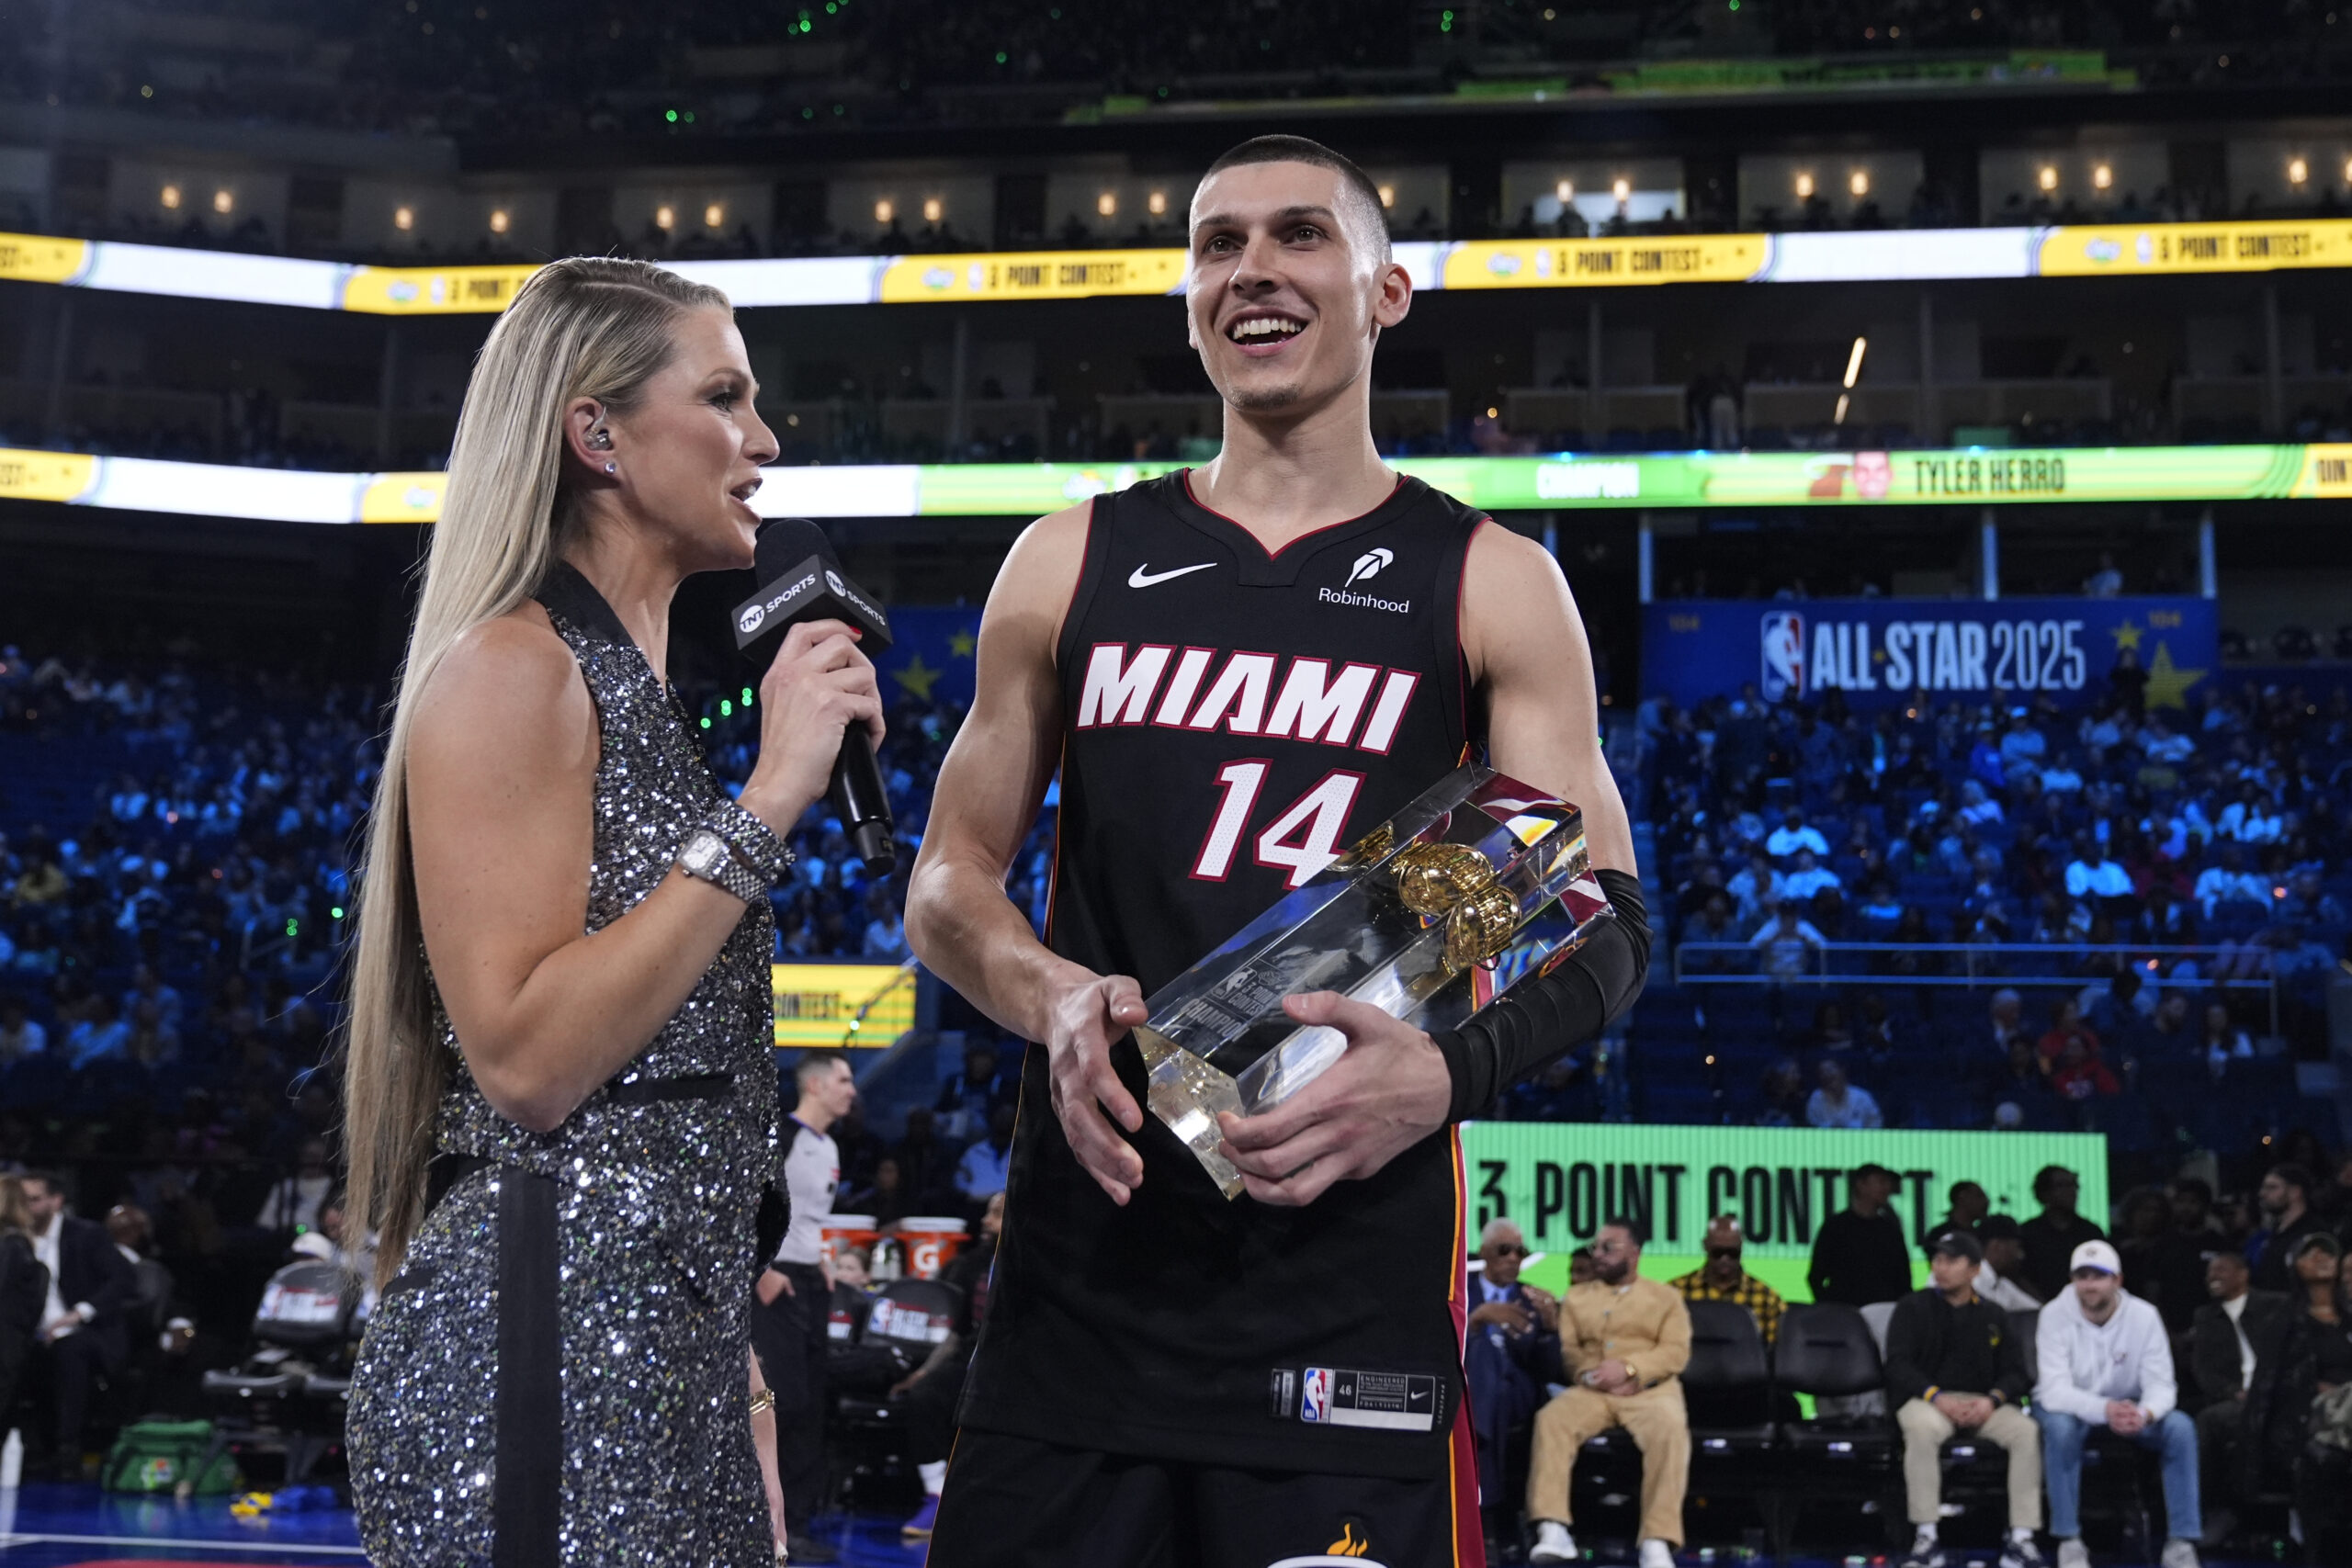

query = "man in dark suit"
[[2186, 1249, 2289, 1546], [1465, 1216, 1562, 1562], [18, 1170, 133, 1478]]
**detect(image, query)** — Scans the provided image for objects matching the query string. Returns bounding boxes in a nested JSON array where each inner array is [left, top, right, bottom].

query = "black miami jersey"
[[958, 468, 1490, 1481]]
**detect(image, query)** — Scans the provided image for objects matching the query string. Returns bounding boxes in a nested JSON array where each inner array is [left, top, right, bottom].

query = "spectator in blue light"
[[2039, 751, 2086, 795], [64, 996, 130, 1070], [0, 996, 45, 1065], [1958, 778, 2004, 827], [1807, 1057, 1883, 1130], [2065, 839, 2134, 913], [2193, 844, 2268, 919], [2276, 870, 2348, 937], [1752, 900, 1827, 982], [2140, 716, 2195, 766], [119, 965, 183, 1035], [1782, 847, 1841, 904], [1727, 851, 1784, 925], [2000, 709, 2048, 783], [954, 1105, 1015, 1205], [2216, 783, 2284, 846], [861, 885, 910, 962], [1766, 806, 1830, 863]]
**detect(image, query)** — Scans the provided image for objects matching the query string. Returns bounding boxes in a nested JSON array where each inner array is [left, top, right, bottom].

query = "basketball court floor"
[[0, 1484, 927, 1566], [0, 1485, 2283, 1567]]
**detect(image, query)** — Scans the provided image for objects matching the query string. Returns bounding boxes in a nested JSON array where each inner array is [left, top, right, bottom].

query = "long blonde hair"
[[0, 1175, 29, 1240], [343, 257, 729, 1284]]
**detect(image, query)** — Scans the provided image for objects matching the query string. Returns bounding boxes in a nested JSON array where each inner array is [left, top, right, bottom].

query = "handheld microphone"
[[732, 518, 897, 877]]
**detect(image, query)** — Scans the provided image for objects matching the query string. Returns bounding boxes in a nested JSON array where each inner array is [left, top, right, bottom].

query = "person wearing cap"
[[2034, 1239, 2202, 1568], [1887, 1230, 2043, 1568], [1963, 1215, 2038, 1311], [1669, 1215, 1786, 1347], [1808, 1164, 1914, 1309]]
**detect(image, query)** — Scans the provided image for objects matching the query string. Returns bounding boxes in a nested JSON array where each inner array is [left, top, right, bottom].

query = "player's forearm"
[[906, 855, 1096, 1043]]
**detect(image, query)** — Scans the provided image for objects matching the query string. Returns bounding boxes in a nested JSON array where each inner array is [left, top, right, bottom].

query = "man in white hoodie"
[[2033, 1240, 2200, 1568]]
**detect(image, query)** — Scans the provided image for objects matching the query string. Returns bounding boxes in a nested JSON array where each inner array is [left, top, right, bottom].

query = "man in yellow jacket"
[[1527, 1217, 1691, 1568]]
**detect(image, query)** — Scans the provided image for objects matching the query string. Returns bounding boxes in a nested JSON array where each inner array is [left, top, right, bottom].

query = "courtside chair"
[[1770, 1302, 1894, 1557]]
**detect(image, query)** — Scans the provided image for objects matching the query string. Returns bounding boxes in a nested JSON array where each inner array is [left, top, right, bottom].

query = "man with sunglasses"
[[1669, 1214, 1785, 1347], [1466, 1219, 1561, 1560], [1527, 1219, 1690, 1568]]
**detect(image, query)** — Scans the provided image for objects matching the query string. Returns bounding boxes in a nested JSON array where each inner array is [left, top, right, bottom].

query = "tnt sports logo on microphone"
[[825, 569, 847, 598], [1759, 610, 1805, 703], [737, 603, 767, 636]]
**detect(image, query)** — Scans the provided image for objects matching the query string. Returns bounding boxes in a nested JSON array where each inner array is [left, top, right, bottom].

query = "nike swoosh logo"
[[1128, 561, 1216, 589]]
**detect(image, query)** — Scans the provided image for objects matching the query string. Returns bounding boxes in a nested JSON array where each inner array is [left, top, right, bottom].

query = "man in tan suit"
[[1528, 1217, 1690, 1568]]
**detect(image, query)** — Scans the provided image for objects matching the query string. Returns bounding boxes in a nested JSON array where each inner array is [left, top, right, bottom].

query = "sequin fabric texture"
[[349, 600, 779, 1567]]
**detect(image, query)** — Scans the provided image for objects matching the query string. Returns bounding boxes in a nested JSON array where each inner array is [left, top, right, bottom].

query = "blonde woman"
[[0, 1174, 45, 1442], [342, 257, 881, 1567]]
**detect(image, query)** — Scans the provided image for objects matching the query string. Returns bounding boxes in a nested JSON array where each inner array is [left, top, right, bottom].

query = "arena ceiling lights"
[[5, 444, 2346, 525], [5, 219, 2351, 312]]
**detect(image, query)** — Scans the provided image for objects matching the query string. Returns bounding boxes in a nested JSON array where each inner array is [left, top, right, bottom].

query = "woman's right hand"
[[737, 618, 885, 837]]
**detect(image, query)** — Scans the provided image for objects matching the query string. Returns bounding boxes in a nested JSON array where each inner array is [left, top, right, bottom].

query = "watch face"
[[684, 834, 723, 873]]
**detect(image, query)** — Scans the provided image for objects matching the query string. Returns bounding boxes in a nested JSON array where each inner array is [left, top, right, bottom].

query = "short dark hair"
[[2209, 1247, 2247, 1270], [1976, 1213, 2023, 1241], [1950, 1179, 1986, 1202], [2268, 1162, 2316, 1200], [2032, 1164, 2078, 1201], [1199, 134, 1391, 259], [17, 1168, 64, 1198], [1600, 1214, 1647, 1247], [794, 1050, 851, 1090]]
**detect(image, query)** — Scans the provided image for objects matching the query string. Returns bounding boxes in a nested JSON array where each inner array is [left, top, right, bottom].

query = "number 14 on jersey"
[[1193, 764, 1363, 888]]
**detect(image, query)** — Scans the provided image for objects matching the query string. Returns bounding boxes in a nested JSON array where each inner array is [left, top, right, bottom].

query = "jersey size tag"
[[1272, 1365, 1445, 1432]]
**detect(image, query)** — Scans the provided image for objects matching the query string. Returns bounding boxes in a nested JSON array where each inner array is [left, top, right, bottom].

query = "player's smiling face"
[[1184, 161, 1409, 415]]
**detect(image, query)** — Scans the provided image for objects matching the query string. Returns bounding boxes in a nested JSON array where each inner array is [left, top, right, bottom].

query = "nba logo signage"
[[1758, 611, 1805, 702], [1300, 1367, 1330, 1423], [1644, 597, 2217, 713]]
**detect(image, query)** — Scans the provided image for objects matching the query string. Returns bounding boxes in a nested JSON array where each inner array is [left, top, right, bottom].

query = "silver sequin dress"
[[350, 567, 779, 1567]]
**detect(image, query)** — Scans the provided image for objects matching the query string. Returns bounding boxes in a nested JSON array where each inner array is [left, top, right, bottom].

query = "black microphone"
[[732, 518, 897, 877]]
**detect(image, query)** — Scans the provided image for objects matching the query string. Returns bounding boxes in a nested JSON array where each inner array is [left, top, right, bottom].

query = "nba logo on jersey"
[[1759, 611, 1806, 703], [1299, 1367, 1331, 1424]]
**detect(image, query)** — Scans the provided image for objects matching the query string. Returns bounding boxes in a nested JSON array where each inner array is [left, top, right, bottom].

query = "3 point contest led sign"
[[1458, 1122, 2108, 1259], [770, 964, 914, 1049]]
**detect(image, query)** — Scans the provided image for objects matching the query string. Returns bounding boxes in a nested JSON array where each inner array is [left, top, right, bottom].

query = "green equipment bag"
[[100, 1418, 243, 1495]]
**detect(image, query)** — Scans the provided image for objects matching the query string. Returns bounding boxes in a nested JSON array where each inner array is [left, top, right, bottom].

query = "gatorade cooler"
[[895, 1216, 969, 1280], [820, 1213, 879, 1270]]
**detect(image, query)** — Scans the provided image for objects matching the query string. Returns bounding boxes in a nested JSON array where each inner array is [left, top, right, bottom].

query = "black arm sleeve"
[[1429, 868, 1650, 1123]]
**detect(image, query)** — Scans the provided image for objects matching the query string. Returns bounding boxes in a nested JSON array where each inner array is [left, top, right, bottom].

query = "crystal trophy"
[[1133, 762, 1614, 1198]]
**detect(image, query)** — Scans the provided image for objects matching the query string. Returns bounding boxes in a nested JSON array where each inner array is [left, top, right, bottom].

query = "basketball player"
[[904, 135, 1650, 1567]]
